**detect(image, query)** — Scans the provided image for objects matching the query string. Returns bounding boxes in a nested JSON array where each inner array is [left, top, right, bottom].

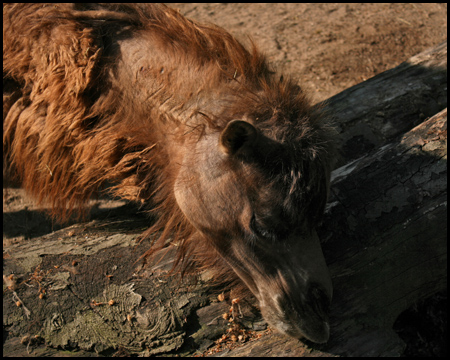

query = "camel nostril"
[[312, 286, 329, 302], [308, 285, 331, 318]]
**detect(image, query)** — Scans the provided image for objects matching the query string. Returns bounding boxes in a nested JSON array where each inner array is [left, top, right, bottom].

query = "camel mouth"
[[257, 282, 332, 343], [219, 230, 333, 343], [275, 318, 330, 344]]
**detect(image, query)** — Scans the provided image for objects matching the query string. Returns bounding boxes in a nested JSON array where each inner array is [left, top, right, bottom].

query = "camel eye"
[[250, 214, 275, 240]]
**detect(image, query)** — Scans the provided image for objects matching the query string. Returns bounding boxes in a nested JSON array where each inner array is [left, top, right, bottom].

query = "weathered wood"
[[322, 41, 447, 166], [322, 108, 447, 356], [2, 211, 212, 355], [3, 43, 447, 357]]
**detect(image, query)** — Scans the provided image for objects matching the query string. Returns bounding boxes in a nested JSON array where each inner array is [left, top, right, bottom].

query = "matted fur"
[[4, 4, 335, 300]]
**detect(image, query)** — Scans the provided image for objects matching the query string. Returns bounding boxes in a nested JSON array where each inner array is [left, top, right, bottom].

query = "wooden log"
[[322, 41, 447, 166], [322, 108, 447, 356]]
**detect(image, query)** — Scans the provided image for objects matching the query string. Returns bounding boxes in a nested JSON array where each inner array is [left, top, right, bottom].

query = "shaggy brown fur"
[[4, 3, 335, 343]]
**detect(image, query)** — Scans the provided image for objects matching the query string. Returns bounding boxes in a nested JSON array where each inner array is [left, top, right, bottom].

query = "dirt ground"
[[3, 2, 447, 356], [173, 3, 447, 103]]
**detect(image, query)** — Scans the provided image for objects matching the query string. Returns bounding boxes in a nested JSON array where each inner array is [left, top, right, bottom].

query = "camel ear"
[[219, 120, 258, 156]]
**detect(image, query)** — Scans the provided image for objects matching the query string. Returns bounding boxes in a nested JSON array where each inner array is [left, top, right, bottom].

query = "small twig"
[[12, 291, 31, 318]]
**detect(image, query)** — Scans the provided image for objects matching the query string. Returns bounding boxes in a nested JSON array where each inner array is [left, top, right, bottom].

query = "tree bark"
[[3, 43, 447, 357], [322, 108, 447, 356], [322, 40, 447, 166]]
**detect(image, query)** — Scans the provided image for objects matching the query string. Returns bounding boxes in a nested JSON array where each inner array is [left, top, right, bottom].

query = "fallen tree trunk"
[[322, 108, 447, 356], [322, 40, 447, 166], [3, 42, 447, 357]]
